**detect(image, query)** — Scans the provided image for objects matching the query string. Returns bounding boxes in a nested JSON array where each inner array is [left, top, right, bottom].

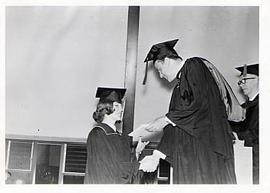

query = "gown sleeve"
[[157, 124, 177, 164], [166, 58, 210, 134]]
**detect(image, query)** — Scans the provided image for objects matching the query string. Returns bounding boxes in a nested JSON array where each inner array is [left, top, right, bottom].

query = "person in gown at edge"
[[230, 64, 259, 184], [139, 39, 245, 184], [84, 87, 149, 184]]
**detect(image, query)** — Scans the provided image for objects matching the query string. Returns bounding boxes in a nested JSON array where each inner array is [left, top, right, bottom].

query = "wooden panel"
[[123, 6, 140, 137]]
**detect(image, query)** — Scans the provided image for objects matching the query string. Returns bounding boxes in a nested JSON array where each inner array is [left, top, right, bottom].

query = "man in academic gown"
[[139, 39, 237, 184], [231, 64, 259, 184]]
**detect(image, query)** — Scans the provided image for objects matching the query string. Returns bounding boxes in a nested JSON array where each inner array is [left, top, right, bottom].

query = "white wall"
[[6, 6, 128, 139]]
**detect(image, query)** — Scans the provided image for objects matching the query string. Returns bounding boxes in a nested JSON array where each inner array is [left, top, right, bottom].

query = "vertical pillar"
[[123, 6, 140, 137], [31, 141, 37, 184]]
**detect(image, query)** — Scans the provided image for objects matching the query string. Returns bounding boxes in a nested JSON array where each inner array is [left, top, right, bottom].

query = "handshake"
[[139, 150, 166, 172]]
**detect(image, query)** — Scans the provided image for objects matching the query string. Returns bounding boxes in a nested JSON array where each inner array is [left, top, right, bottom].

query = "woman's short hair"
[[92, 101, 115, 123]]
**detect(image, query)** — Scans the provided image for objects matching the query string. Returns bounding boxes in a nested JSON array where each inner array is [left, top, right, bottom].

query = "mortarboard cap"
[[143, 39, 181, 85], [235, 63, 259, 76], [96, 87, 126, 103]]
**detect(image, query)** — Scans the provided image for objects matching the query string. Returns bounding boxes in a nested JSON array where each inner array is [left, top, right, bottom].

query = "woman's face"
[[111, 101, 123, 121]]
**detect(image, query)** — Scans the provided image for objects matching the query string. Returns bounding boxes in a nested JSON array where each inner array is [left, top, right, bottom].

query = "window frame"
[[5, 138, 87, 184]]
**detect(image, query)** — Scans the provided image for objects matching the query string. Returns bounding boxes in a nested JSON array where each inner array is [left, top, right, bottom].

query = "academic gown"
[[157, 57, 237, 184], [84, 123, 142, 184], [230, 95, 259, 184]]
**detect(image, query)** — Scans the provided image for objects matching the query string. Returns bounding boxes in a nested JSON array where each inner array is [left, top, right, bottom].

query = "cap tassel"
[[243, 64, 247, 77], [142, 60, 148, 85]]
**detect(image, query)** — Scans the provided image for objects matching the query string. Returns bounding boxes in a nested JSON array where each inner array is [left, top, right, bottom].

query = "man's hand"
[[139, 155, 159, 172], [145, 116, 169, 132], [139, 150, 166, 172]]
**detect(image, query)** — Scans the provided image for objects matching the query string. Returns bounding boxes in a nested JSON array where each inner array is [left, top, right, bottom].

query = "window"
[[5, 139, 87, 184], [65, 144, 87, 173], [8, 141, 33, 170], [35, 143, 61, 184], [62, 144, 87, 184], [5, 139, 172, 184], [5, 140, 34, 184]]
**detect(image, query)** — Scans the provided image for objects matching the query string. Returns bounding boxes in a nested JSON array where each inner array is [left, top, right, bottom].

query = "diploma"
[[128, 124, 162, 141]]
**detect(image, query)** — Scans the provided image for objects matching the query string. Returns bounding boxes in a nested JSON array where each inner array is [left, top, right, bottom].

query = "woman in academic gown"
[[84, 87, 148, 184]]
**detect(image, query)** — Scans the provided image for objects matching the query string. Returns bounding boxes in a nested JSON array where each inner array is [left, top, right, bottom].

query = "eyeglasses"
[[238, 77, 256, 85]]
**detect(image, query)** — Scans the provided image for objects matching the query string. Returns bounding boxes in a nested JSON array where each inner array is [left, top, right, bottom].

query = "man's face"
[[154, 58, 175, 82], [238, 74, 259, 97]]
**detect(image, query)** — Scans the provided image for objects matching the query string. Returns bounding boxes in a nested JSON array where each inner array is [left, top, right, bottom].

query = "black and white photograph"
[[1, 0, 270, 192]]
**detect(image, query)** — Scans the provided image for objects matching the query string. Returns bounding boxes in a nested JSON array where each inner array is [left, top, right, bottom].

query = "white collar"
[[249, 92, 259, 101], [180, 58, 186, 67], [102, 120, 117, 132], [176, 59, 186, 79]]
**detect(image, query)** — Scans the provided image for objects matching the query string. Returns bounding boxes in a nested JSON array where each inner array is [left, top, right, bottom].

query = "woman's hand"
[[136, 137, 149, 155]]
